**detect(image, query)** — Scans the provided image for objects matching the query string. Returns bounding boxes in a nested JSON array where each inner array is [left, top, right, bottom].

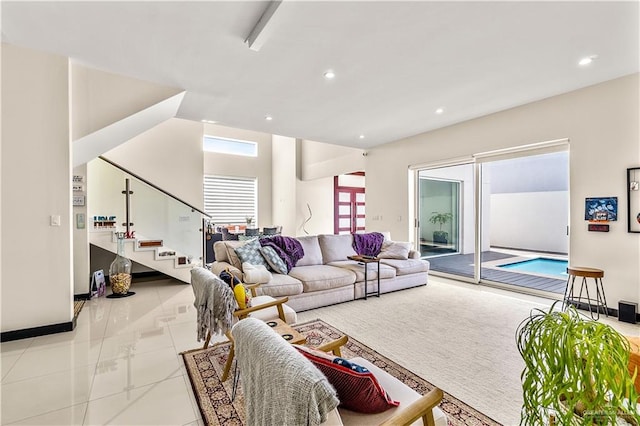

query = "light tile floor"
[[2, 275, 639, 425], [1, 277, 225, 426]]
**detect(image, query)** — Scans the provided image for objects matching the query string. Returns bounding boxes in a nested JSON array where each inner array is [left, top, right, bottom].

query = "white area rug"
[[297, 276, 640, 425]]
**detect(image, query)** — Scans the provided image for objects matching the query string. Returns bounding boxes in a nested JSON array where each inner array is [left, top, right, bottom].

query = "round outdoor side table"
[[562, 266, 608, 320]]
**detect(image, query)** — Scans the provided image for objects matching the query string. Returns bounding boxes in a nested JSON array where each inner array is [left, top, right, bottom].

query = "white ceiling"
[[2, 1, 638, 149]]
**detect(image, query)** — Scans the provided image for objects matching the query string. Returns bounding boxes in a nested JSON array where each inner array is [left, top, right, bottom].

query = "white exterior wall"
[[366, 73, 640, 305], [490, 191, 569, 254], [1, 44, 73, 332]]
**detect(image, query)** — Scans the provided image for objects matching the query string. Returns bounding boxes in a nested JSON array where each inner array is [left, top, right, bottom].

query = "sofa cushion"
[[318, 234, 357, 264], [249, 295, 298, 324], [256, 273, 304, 297], [215, 240, 246, 269], [289, 265, 356, 292], [296, 235, 324, 266], [260, 246, 288, 274], [328, 261, 396, 281], [242, 262, 272, 284], [377, 241, 412, 260], [379, 258, 429, 276], [295, 345, 399, 414]]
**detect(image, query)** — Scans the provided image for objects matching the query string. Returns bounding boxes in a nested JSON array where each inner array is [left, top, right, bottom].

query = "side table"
[[348, 255, 381, 300]]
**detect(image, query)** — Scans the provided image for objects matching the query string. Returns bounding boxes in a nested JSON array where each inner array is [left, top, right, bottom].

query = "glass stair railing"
[[87, 156, 210, 283]]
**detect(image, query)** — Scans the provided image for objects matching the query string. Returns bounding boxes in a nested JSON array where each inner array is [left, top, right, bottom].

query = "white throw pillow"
[[242, 262, 272, 284], [377, 241, 412, 260]]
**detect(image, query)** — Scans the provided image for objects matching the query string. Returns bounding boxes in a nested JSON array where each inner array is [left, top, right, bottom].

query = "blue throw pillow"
[[260, 246, 288, 274], [235, 239, 269, 269]]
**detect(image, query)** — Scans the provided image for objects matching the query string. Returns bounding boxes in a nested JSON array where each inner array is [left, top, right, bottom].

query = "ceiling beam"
[[244, 1, 283, 52]]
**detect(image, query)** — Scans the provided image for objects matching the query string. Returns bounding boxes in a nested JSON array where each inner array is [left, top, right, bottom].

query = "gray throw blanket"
[[259, 235, 305, 273], [190, 267, 237, 341], [233, 318, 339, 425], [353, 232, 384, 257]]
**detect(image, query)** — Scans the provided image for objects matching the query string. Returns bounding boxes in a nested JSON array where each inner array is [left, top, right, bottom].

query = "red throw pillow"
[[294, 345, 399, 414]]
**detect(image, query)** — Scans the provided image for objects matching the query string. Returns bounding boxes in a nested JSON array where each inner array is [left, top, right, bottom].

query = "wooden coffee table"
[[264, 318, 307, 344]]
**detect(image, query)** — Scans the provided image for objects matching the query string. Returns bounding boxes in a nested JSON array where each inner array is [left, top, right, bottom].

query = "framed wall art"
[[628, 167, 640, 233], [584, 197, 617, 222]]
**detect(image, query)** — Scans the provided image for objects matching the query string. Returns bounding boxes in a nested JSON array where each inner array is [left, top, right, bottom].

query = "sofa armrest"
[[408, 250, 420, 259]]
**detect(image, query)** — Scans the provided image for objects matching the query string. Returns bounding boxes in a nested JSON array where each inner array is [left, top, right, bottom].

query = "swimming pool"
[[498, 258, 568, 279]]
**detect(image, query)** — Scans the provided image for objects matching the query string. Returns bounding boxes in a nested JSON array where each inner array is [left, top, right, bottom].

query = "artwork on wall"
[[628, 167, 640, 233], [584, 197, 617, 222]]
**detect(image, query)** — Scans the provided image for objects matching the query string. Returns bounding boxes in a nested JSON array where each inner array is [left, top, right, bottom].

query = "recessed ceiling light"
[[435, 108, 445, 115], [359, 134, 365, 139], [265, 115, 273, 121], [578, 55, 598, 66], [324, 70, 336, 80], [201, 119, 217, 124]]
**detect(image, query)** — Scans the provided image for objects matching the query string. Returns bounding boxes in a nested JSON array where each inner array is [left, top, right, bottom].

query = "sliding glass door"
[[415, 143, 569, 296], [478, 151, 569, 294], [417, 164, 475, 278]]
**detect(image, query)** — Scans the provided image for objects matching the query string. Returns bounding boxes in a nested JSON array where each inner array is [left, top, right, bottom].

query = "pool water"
[[498, 258, 568, 278]]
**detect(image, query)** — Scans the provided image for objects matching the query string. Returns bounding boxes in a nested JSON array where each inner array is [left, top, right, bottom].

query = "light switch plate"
[[50, 215, 61, 226]]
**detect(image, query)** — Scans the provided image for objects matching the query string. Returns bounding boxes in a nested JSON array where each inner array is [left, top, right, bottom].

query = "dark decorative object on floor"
[[181, 319, 500, 426]]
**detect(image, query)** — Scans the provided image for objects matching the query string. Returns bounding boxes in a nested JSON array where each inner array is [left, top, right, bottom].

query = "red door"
[[334, 176, 365, 234]]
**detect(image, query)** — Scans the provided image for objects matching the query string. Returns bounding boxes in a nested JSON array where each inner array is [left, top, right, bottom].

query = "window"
[[204, 176, 257, 224], [203, 135, 257, 157]]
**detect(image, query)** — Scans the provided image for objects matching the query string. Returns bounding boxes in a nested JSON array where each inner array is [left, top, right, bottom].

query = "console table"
[[348, 255, 381, 300]]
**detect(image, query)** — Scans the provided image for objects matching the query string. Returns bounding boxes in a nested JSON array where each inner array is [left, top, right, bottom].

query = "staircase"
[[88, 157, 209, 284], [90, 232, 197, 283]]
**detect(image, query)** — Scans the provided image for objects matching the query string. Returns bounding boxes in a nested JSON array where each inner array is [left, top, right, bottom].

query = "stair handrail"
[[98, 156, 210, 218]]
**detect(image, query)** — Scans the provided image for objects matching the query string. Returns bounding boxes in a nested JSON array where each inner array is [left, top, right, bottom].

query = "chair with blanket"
[[233, 317, 447, 426], [190, 267, 297, 381]]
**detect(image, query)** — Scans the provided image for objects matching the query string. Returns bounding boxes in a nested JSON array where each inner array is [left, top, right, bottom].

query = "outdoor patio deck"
[[426, 251, 567, 294]]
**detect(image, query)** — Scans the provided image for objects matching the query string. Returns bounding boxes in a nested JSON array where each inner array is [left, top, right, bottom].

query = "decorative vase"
[[109, 232, 132, 295]]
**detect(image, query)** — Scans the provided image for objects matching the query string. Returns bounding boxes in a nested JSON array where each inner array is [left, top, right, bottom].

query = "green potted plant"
[[428, 212, 453, 244], [516, 302, 639, 425]]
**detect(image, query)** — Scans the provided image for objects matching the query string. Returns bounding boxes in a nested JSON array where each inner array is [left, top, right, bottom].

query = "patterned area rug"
[[181, 319, 502, 426]]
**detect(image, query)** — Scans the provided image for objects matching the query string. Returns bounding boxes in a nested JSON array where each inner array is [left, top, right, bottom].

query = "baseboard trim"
[[1, 320, 75, 342], [566, 300, 640, 321]]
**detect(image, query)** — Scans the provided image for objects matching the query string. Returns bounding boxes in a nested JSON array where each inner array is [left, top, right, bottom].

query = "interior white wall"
[[491, 191, 569, 254], [272, 135, 297, 236], [72, 164, 90, 294], [296, 176, 334, 236], [71, 63, 181, 140], [1, 44, 72, 332], [367, 73, 640, 305], [203, 124, 273, 228], [299, 139, 365, 181], [104, 118, 204, 211]]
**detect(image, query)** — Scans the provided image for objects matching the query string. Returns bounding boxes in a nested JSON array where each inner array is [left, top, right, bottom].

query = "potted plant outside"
[[516, 302, 640, 425], [428, 212, 453, 244]]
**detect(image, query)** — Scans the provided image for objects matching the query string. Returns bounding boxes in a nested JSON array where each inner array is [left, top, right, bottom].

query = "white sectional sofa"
[[211, 233, 429, 312]]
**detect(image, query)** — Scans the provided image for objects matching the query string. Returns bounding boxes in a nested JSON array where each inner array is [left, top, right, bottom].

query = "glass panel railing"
[[88, 157, 206, 266]]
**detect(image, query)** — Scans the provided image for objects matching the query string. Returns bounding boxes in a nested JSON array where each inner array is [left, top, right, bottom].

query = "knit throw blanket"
[[190, 267, 237, 341], [259, 235, 305, 273], [233, 318, 339, 425], [353, 232, 385, 257]]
